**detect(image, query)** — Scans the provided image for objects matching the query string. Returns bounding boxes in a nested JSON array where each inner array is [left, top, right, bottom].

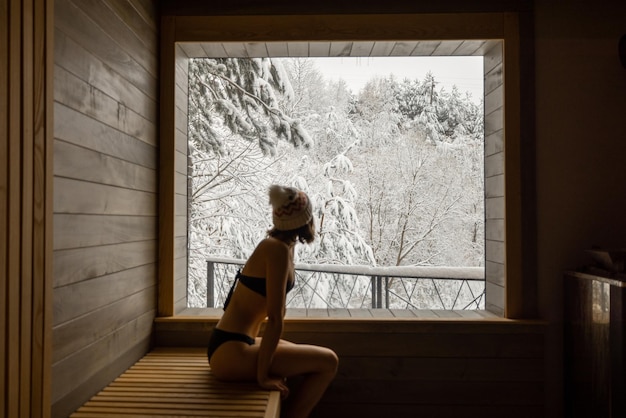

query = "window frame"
[[158, 12, 536, 319]]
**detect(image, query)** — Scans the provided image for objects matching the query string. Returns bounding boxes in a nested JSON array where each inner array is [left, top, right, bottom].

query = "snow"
[[207, 255, 483, 280], [186, 57, 486, 309]]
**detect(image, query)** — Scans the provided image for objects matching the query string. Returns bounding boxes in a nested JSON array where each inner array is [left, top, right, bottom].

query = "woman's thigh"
[[209, 339, 337, 380], [270, 340, 338, 378], [209, 340, 259, 381]]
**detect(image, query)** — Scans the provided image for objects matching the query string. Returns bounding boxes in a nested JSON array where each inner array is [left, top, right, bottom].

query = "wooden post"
[[158, 15, 176, 316], [371, 276, 383, 309], [385, 276, 389, 309], [1, 0, 53, 416], [206, 261, 215, 308]]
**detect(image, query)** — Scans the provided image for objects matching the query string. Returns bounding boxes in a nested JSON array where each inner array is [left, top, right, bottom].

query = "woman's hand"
[[258, 376, 289, 400]]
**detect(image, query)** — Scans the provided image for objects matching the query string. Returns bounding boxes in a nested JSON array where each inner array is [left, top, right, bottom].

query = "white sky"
[[309, 56, 484, 103]]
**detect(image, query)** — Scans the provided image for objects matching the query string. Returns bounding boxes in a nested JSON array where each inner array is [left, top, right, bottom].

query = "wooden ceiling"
[[178, 40, 498, 58]]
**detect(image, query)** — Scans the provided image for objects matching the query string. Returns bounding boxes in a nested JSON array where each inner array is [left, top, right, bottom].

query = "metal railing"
[[206, 256, 485, 310]]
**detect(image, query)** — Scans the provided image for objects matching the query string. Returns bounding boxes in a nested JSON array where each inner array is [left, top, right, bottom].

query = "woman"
[[207, 185, 338, 418]]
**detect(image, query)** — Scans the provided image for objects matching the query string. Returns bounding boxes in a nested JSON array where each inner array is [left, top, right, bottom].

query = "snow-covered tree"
[[461, 95, 484, 141], [353, 132, 468, 267], [396, 77, 427, 121], [187, 58, 376, 308], [280, 58, 328, 118], [188, 58, 312, 156], [186, 57, 485, 310], [353, 76, 402, 146], [279, 58, 357, 162]]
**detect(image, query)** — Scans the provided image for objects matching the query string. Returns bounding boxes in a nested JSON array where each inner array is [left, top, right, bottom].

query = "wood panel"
[[7, 2, 23, 415], [52, 324, 153, 418], [53, 287, 156, 363], [54, 264, 156, 325], [54, 67, 156, 146], [158, 15, 177, 317], [502, 12, 526, 318], [1, 0, 54, 417], [54, 178, 157, 216], [153, 318, 545, 417], [313, 404, 543, 418], [52, 0, 159, 417], [514, 9, 538, 319], [175, 39, 502, 59], [54, 28, 157, 122], [71, 0, 158, 77], [54, 0, 157, 99], [54, 140, 156, 192], [103, 0, 157, 50], [54, 240, 157, 288], [54, 214, 157, 250], [174, 14, 505, 43], [52, 312, 154, 404], [53, 101, 156, 169], [483, 40, 506, 317], [173, 43, 190, 314], [161, 0, 533, 15], [337, 356, 543, 381], [70, 348, 280, 418], [0, 1, 7, 411], [326, 379, 542, 404]]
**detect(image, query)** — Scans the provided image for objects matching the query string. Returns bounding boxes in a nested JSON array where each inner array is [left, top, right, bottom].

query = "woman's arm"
[[256, 240, 289, 397]]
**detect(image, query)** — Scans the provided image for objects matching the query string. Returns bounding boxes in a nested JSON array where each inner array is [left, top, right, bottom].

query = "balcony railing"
[[206, 257, 485, 310]]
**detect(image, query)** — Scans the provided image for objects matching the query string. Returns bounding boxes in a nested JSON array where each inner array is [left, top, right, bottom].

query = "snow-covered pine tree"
[[188, 58, 313, 156], [395, 77, 427, 121], [187, 57, 314, 307]]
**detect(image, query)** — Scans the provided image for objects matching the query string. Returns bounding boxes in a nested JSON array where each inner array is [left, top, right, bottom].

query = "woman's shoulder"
[[257, 236, 290, 253], [244, 238, 289, 274]]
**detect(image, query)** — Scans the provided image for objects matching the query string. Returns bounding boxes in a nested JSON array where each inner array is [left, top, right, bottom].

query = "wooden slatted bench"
[[70, 347, 280, 418]]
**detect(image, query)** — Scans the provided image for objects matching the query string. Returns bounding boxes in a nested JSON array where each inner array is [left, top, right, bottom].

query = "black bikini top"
[[223, 270, 295, 310]]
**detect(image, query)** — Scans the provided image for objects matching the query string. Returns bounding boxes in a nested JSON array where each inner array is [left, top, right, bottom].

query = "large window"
[[186, 56, 487, 312], [160, 13, 530, 318]]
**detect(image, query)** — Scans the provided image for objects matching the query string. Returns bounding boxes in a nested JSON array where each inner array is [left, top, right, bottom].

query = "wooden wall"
[[155, 318, 546, 418], [158, 22, 190, 316], [1, 1, 54, 417], [51, 0, 159, 416], [484, 42, 506, 315], [174, 44, 190, 314], [175, 44, 190, 313]]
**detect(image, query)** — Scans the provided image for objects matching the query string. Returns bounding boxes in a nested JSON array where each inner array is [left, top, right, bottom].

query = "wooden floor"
[[70, 347, 280, 418]]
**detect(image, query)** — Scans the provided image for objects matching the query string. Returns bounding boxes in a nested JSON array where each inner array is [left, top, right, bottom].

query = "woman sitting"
[[207, 185, 338, 418]]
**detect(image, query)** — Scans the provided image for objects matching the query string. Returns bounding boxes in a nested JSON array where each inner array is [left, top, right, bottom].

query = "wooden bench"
[[70, 347, 280, 417]]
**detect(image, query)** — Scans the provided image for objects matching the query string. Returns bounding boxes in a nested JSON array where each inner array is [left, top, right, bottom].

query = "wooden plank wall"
[[484, 41, 506, 316], [155, 318, 546, 418], [51, 0, 159, 416], [1, 0, 54, 417], [158, 26, 189, 316], [483, 12, 534, 319], [174, 43, 189, 314]]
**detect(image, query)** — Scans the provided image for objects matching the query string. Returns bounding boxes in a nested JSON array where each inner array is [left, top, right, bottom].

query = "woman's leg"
[[270, 341, 338, 418], [209, 338, 338, 418]]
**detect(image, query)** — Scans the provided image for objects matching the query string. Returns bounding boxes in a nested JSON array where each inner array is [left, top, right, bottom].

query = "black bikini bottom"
[[207, 327, 255, 361]]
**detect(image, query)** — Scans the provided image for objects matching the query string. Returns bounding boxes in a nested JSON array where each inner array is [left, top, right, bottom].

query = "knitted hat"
[[269, 185, 313, 231]]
